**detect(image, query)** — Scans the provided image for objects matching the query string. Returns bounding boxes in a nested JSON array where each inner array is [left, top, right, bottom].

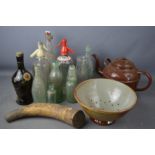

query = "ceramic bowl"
[[74, 78, 137, 125]]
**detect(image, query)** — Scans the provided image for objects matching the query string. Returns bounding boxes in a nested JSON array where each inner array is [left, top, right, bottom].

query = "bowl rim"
[[74, 78, 138, 114]]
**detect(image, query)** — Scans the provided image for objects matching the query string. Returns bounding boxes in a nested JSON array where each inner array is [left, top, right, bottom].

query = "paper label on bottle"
[[23, 73, 31, 81]]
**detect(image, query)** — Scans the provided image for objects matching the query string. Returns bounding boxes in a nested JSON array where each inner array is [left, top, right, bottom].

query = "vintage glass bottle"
[[32, 65, 46, 103], [85, 45, 95, 78], [30, 41, 51, 91], [47, 85, 56, 103], [48, 62, 63, 103], [56, 38, 74, 88], [76, 56, 89, 83], [12, 52, 33, 105], [66, 65, 77, 103], [45, 31, 56, 61]]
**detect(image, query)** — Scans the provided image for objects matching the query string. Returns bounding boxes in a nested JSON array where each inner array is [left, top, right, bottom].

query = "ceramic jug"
[[93, 56, 152, 91]]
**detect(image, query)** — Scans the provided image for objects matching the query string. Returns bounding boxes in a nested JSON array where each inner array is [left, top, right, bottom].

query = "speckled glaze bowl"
[[74, 79, 137, 125]]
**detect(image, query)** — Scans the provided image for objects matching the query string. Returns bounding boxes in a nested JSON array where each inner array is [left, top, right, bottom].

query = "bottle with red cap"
[[56, 38, 74, 92]]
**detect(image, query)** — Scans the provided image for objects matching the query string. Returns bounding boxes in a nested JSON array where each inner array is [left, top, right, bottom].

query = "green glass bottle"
[[85, 45, 95, 78], [48, 62, 63, 103], [47, 85, 56, 103], [66, 65, 77, 103], [32, 65, 46, 103]]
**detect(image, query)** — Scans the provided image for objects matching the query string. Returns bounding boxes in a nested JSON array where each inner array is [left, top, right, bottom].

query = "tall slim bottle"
[[85, 45, 95, 78], [12, 52, 33, 105], [30, 41, 51, 91], [48, 62, 63, 103], [45, 31, 56, 61], [56, 38, 74, 89], [32, 65, 46, 103]]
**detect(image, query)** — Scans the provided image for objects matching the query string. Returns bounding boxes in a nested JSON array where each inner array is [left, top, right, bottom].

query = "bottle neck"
[[16, 56, 25, 70], [67, 70, 77, 81]]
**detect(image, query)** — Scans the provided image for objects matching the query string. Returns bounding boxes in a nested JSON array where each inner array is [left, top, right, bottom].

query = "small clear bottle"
[[47, 85, 56, 103], [66, 65, 77, 103], [32, 65, 46, 103]]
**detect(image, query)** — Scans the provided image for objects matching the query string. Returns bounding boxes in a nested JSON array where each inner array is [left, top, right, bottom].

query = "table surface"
[[0, 70, 155, 129]]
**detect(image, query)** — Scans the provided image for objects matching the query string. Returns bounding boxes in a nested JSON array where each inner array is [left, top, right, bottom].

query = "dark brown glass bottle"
[[12, 52, 33, 105]]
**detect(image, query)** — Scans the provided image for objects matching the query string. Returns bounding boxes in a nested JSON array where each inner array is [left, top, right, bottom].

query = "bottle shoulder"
[[12, 69, 33, 83]]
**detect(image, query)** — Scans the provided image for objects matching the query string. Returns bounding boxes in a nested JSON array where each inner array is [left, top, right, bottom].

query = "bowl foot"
[[90, 118, 115, 126]]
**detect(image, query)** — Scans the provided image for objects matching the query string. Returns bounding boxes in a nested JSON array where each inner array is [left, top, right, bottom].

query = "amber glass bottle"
[[12, 52, 33, 105]]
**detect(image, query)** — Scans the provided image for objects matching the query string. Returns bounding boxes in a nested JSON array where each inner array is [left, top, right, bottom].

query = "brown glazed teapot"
[[93, 55, 152, 91]]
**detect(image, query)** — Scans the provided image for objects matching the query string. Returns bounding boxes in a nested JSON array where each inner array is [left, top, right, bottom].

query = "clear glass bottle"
[[12, 52, 33, 105], [85, 45, 95, 78], [45, 31, 56, 61], [66, 65, 77, 103], [30, 41, 51, 91], [34, 57, 50, 90], [48, 62, 63, 103], [47, 85, 56, 103], [76, 56, 89, 83], [32, 65, 46, 103], [56, 38, 74, 89]]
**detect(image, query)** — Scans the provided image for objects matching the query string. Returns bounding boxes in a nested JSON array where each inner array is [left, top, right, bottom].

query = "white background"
[[0, 0, 155, 155]]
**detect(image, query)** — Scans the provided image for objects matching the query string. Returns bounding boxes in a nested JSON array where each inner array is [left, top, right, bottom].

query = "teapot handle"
[[104, 58, 112, 66], [92, 54, 101, 70], [136, 71, 152, 91]]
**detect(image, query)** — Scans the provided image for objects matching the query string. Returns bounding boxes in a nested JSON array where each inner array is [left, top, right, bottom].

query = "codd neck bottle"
[[12, 52, 33, 105], [66, 65, 77, 103], [48, 62, 63, 103], [32, 65, 46, 103]]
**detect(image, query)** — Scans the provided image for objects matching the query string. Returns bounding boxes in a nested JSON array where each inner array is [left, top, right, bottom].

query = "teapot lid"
[[103, 58, 139, 82], [111, 58, 136, 69]]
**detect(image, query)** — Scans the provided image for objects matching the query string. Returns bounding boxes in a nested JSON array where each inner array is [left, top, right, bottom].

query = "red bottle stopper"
[[57, 38, 74, 56]]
